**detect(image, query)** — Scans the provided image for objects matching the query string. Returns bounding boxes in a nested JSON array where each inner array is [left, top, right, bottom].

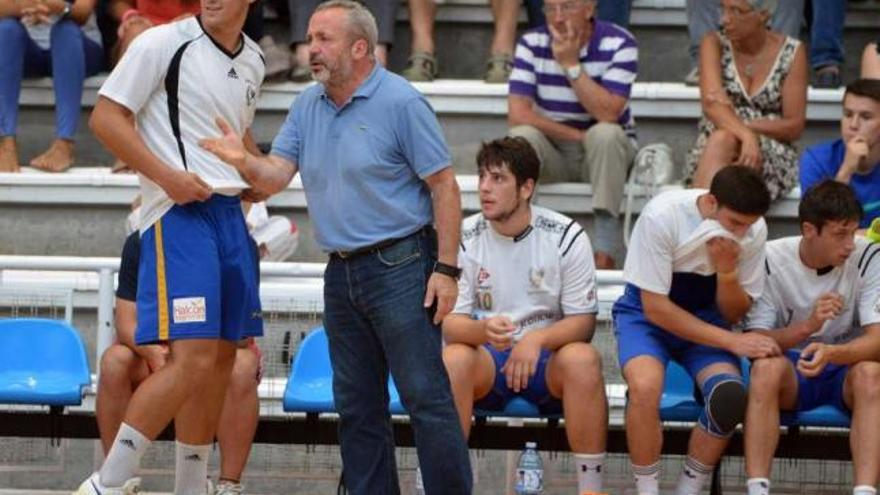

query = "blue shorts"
[[785, 350, 851, 414], [136, 194, 263, 345], [613, 283, 740, 379], [474, 344, 561, 414]]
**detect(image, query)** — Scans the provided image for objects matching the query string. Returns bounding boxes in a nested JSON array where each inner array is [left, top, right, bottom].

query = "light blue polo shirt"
[[270, 65, 451, 252]]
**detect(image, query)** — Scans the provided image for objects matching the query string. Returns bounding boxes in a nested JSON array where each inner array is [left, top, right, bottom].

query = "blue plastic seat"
[[0, 318, 90, 406], [475, 397, 545, 419], [659, 360, 702, 422], [283, 327, 402, 414]]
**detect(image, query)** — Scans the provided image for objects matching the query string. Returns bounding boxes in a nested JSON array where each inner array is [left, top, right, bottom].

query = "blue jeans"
[[525, 0, 630, 29], [807, 0, 845, 68], [323, 228, 472, 495], [0, 18, 103, 139]]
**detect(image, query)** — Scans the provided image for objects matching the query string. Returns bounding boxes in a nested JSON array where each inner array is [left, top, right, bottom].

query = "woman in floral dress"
[[686, 0, 807, 201]]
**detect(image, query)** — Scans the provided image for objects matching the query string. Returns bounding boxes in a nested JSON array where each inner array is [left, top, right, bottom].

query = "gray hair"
[[314, 0, 378, 57], [745, 0, 778, 17]]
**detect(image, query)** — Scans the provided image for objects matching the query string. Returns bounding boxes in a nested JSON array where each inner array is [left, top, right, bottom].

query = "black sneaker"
[[812, 65, 841, 89]]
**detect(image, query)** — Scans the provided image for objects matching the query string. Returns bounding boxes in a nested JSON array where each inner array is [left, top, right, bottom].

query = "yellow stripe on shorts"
[[155, 220, 170, 340]]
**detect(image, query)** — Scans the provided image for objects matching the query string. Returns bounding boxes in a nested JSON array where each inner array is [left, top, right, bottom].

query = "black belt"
[[332, 226, 433, 260]]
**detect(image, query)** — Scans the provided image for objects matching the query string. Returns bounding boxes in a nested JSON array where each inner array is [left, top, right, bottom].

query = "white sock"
[[747, 477, 771, 495], [174, 441, 211, 495], [854, 486, 877, 495], [674, 456, 713, 495], [99, 422, 150, 487], [632, 461, 660, 495], [575, 452, 605, 494]]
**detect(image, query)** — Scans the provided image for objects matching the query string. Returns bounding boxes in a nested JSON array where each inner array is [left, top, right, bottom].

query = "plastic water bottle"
[[414, 465, 424, 495], [514, 442, 544, 495]]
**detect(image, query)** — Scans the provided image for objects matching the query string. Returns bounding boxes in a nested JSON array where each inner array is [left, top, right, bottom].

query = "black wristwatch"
[[433, 261, 462, 280]]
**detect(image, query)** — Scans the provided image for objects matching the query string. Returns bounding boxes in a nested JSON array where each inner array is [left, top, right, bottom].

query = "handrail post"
[[95, 268, 115, 379]]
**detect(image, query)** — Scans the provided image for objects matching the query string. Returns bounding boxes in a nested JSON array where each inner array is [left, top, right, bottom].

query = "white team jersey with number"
[[623, 189, 768, 299], [452, 206, 599, 342], [98, 17, 265, 232], [744, 237, 880, 348]]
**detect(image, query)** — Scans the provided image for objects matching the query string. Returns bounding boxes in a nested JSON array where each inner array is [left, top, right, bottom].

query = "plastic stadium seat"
[[475, 397, 544, 419], [659, 360, 702, 422], [283, 327, 402, 414], [0, 318, 90, 406], [786, 405, 850, 428]]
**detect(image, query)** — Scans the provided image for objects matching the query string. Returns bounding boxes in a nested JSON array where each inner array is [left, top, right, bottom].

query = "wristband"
[[433, 261, 462, 280], [716, 270, 738, 283], [121, 8, 140, 23]]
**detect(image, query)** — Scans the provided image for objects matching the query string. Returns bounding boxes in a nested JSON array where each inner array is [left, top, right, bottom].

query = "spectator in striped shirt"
[[507, 0, 637, 270]]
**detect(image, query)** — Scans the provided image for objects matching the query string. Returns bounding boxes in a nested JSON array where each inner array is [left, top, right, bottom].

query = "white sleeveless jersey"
[[99, 17, 265, 231], [453, 206, 599, 342]]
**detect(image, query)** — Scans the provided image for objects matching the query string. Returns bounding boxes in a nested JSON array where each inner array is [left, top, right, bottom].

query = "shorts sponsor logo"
[[173, 297, 207, 324], [875, 295, 880, 315]]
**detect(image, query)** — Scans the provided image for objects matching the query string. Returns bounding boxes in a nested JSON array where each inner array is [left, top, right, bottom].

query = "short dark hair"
[[844, 79, 880, 104], [709, 166, 771, 216], [476, 137, 540, 189], [798, 180, 863, 233]]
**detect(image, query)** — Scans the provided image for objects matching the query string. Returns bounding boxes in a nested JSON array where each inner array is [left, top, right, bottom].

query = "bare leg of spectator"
[[216, 347, 260, 487], [402, 0, 438, 81], [485, 0, 519, 82], [96, 344, 150, 455], [0, 137, 18, 173], [691, 129, 740, 189], [409, 0, 436, 57]]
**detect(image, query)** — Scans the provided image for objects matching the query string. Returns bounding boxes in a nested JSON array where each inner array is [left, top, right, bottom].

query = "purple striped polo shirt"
[[509, 20, 638, 140]]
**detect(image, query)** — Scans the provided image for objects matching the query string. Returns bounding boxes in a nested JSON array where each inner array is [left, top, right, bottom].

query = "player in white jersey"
[[442, 137, 608, 494], [77, 0, 265, 493], [743, 181, 880, 495], [613, 166, 779, 495]]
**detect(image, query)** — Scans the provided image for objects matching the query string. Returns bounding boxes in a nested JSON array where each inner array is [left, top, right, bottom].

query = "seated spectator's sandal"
[[484, 53, 513, 83], [402, 52, 438, 82]]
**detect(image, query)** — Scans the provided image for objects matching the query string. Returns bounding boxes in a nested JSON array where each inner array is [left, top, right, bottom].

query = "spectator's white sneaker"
[[72, 472, 141, 494], [214, 480, 245, 494]]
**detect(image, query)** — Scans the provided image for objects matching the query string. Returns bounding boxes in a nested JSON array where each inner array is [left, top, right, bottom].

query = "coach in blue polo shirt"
[[199, 1, 472, 493], [801, 79, 880, 229]]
